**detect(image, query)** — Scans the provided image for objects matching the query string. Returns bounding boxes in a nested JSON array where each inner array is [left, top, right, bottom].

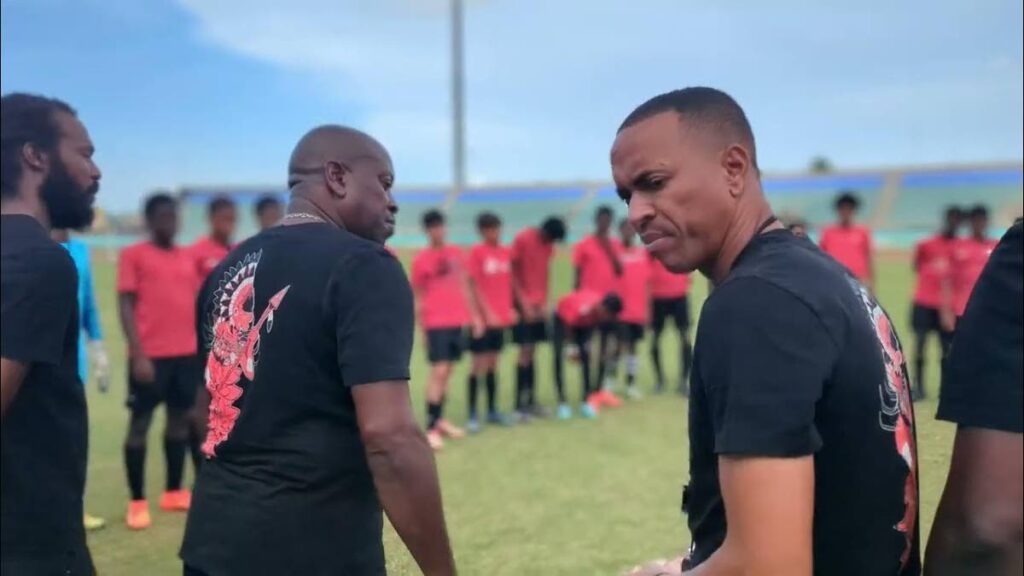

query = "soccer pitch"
[[81, 250, 954, 575]]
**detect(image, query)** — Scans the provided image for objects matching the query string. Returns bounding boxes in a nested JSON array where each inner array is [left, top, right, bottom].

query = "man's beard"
[[41, 159, 96, 230]]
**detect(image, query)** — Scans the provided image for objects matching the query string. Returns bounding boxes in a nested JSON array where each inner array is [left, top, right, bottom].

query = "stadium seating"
[[886, 168, 1023, 232]]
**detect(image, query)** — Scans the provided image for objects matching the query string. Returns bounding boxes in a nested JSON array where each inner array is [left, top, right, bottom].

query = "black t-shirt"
[[180, 222, 414, 576], [0, 214, 89, 558], [685, 230, 921, 575], [938, 221, 1023, 433]]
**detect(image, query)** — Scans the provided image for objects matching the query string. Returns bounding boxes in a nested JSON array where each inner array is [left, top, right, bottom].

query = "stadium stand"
[[169, 163, 1021, 248]]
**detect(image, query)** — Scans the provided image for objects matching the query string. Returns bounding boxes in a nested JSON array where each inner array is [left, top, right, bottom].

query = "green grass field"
[[79, 250, 955, 575]]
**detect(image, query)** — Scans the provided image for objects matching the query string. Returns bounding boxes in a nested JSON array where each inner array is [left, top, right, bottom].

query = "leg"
[[577, 330, 593, 402], [674, 298, 693, 395], [124, 408, 155, 501], [624, 336, 638, 389], [516, 344, 535, 412], [913, 330, 928, 399], [427, 362, 451, 430], [552, 318, 567, 405], [164, 407, 190, 493], [595, 327, 610, 390], [485, 352, 499, 417], [650, 301, 668, 390]]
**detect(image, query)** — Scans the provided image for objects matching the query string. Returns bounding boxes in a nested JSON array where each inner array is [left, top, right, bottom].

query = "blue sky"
[[2, 0, 1022, 212]]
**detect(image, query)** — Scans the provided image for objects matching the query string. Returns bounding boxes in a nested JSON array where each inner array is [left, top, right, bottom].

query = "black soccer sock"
[[681, 337, 694, 385], [124, 444, 147, 501], [164, 436, 187, 492], [188, 426, 203, 472], [526, 362, 536, 407], [467, 375, 479, 420], [913, 333, 927, 395], [486, 370, 498, 415], [515, 365, 530, 411], [578, 338, 593, 400], [426, 402, 442, 431], [651, 337, 665, 386]]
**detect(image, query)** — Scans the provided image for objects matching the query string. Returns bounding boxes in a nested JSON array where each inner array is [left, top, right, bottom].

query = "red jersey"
[[950, 237, 998, 315], [649, 255, 690, 299], [819, 224, 873, 281], [511, 227, 554, 307], [573, 234, 623, 294], [618, 246, 651, 325], [912, 235, 955, 308], [191, 236, 232, 279], [410, 245, 472, 329], [468, 242, 515, 327], [117, 242, 200, 358], [556, 289, 605, 328]]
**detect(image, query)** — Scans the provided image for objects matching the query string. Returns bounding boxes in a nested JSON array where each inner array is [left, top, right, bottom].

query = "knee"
[[165, 412, 190, 440]]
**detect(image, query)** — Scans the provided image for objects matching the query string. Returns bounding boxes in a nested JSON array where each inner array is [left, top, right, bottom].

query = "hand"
[[131, 356, 156, 384], [91, 342, 110, 394], [939, 308, 957, 333], [472, 319, 487, 339], [521, 304, 537, 323], [533, 303, 546, 321]]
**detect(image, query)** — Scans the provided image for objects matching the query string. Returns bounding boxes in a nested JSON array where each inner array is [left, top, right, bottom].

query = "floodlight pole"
[[450, 0, 466, 201]]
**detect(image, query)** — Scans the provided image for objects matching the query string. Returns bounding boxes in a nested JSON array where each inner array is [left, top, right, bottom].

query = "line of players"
[[805, 191, 998, 401], [409, 205, 694, 450]]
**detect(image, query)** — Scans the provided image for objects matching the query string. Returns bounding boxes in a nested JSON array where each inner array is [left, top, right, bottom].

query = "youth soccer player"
[[552, 290, 623, 419], [573, 205, 624, 408], [909, 206, 961, 400], [118, 193, 201, 529], [191, 196, 237, 279], [616, 219, 651, 398], [510, 216, 566, 417], [466, 212, 517, 429], [950, 205, 998, 321], [410, 210, 476, 450], [820, 191, 874, 289]]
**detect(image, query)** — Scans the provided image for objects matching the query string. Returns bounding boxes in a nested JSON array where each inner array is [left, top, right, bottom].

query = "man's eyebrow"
[[631, 169, 656, 188]]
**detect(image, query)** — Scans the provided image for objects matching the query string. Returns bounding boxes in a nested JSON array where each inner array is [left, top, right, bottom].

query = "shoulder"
[[4, 238, 76, 290]]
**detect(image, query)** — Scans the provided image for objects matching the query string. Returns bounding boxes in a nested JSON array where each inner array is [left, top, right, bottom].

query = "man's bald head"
[[283, 124, 397, 244], [288, 125, 388, 188]]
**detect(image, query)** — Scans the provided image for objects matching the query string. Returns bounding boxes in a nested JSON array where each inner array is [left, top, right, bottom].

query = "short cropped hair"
[[477, 211, 501, 230], [422, 209, 445, 228], [144, 193, 177, 221], [208, 195, 236, 217]]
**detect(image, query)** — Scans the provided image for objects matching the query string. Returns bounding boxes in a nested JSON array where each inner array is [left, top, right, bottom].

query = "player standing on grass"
[[254, 194, 284, 231], [118, 193, 201, 529], [949, 205, 997, 322], [647, 235, 693, 396], [615, 87, 920, 576], [510, 216, 566, 417], [410, 210, 475, 450], [572, 205, 625, 410], [925, 220, 1022, 576], [1, 92, 100, 575], [908, 206, 961, 400], [615, 219, 651, 399], [820, 191, 875, 290], [551, 290, 623, 419], [181, 125, 455, 576], [466, 212, 518, 429]]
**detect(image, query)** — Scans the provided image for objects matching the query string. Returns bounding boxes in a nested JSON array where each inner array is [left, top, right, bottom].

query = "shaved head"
[[286, 124, 397, 243]]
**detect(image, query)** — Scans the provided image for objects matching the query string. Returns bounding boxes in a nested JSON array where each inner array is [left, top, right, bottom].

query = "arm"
[[925, 428, 1023, 576], [0, 358, 29, 420], [687, 456, 815, 576], [118, 293, 154, 382], [461, 261, 487, 333], [81, 253, 103, 342], [334, 249, 455, 575], [354, 383, 456, 575], [866, 231, 875, 289]]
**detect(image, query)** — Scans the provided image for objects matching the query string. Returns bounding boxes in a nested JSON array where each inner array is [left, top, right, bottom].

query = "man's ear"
[[324, 160, 348, 199], [21, 142, 49, 173], [721, 144, 752, 199]]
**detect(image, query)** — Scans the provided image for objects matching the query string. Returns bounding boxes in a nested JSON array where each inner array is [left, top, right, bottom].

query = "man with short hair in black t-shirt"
[[613, 87, 920, 576], [180, 125, 455, 576], [925, 220, 1022, 576], [1, 93, 101, 575]]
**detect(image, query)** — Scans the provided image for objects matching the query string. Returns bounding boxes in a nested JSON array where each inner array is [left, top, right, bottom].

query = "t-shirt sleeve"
[[329, 247, 415, 387], [117, 247, 139, 294], [698, 277, 837, 457], [0, 247, 77, 365], [937, 222, 1023, 433]]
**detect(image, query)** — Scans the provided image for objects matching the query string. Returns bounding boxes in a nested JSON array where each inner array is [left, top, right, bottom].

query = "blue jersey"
[[60, 238, 102, 383]]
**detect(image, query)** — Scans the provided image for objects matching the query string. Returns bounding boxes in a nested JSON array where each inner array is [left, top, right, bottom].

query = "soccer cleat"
[[159, 489, 192, 512], [556, 404, 573, 420], [580, 402, 599, 419], [435, 419, 466, 439], [487, 412, 516, 427], [426, 429, 445, 451], [466, 418, 482, 434], [585, 393, 603, 414], [597, 389, 623, 408], [84, 513, 106, 531], [126, 500, 151, 530], [625, 386, 643, 400]]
